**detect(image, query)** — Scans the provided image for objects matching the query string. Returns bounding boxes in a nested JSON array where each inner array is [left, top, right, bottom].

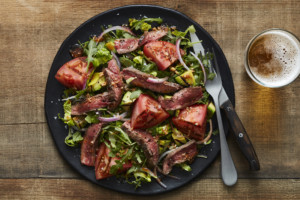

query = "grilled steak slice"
[[138, 27, 168, 46], [121, 121, 159, 168], [81, 122, 103, 166], [71, 58, 123, 114], [158, 87, 203, 110], [114, 38, 139, 54], [162, 140, 198, 174], [71, 92, 112, 115], [104, 58, 124, 110], [114, 27, 168, 54], [122, 67, 182, 93]]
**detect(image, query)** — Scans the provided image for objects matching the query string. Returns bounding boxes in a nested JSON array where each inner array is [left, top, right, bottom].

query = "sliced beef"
[[81, 122, 103, 166], [138, 27, 168, 46], [121, 121, 159, 168], [113, 27, 168, 55], [114, 38, 139, 54], [122, 67, 182, 93], [103, 58, 124, 110], [162, 140, 198, 174], [71, 58, 123, 114], [71, 92, 112, 115], [158, 87, 203, 110]]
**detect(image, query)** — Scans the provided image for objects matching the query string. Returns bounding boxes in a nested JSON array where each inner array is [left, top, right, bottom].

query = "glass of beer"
[[244, 29, 300, 88]]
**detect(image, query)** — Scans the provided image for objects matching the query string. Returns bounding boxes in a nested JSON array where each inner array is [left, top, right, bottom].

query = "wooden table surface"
[[1, 0, 299, 199]]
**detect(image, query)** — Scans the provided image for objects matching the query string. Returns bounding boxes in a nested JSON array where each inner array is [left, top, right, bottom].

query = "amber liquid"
[[247, 30, 300, 87], [248, 36, 283, 77]]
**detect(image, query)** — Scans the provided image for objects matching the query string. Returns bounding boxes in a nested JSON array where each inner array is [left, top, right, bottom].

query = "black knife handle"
[[221, 100, 260, 170]]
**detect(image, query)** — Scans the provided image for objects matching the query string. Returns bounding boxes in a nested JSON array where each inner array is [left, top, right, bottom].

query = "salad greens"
[[65, 129, 83, 147], [59, 17, 216, 188], [83, 40, 112, 69], [129, 17, 163, 31]]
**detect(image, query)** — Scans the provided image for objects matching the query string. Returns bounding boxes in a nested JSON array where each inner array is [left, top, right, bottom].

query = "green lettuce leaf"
[[172, 25, 195, 37], [58, 100, 74, 127], [92, 42, 112, 67], [129, 17, 163, 32], [180, 163, 192, 172], [119, 56, 134, 67], [197, 91, 210, 104], [65, 129, 83, 147], [130, 90, 142, 100], [85, 113, 99, 124], [84, 39, 98, 70]]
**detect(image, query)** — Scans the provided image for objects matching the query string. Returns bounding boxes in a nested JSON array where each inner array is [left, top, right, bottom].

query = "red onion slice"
[[146, 77, 168, 83], [158, 148, 177, 163], [98, 112, 127, 122], [61, 95, 76, 101], [176, 38, 190, 71], [111, 51, 121, 69], [95, 26, 136, 42], [190, 52, 207, 84], [82, 80, 87, 90], [196, 119, 213, 145]]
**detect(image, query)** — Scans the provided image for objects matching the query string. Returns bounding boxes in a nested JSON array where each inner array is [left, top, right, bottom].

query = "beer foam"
[[248, 29, 300, 87]]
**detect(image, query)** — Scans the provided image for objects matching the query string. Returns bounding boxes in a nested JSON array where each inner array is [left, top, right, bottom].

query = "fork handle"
[[214, 99, 238, 186], [221, 100, 260, 170]]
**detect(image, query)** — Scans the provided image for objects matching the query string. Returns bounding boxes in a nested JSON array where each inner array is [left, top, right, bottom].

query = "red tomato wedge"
[[143, 41, 185, 71], [55, 57, 93, 90], [172, 104, 208, 141], [95, 143, 132, 180], [131, 94, 170, 129], [95, 143, 111, 180], [108, 157, 132, 173]]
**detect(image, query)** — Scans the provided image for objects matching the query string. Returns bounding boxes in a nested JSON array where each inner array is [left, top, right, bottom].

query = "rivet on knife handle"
[[221, 100, 260, 170]]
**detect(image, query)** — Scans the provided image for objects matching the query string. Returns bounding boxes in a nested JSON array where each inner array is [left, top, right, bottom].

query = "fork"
[[205, 48, 238, 186]]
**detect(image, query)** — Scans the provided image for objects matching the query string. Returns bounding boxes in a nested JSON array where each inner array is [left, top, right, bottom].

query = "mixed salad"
[[55, 17, 217, 188]]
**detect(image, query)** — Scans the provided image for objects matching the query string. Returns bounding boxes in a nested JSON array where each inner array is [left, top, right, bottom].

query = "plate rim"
[[44, 4, 235, 195]]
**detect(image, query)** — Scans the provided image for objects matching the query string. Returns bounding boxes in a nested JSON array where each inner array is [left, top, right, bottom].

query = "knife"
[[190, 31, 260, 170]]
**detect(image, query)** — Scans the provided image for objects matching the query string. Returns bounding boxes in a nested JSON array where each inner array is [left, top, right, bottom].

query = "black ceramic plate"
[[45, 5, 235, 195]]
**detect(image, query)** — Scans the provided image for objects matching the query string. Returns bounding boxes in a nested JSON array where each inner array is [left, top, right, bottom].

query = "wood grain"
[[0, 0, 299, 199], [0, 179, 299, 200]]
